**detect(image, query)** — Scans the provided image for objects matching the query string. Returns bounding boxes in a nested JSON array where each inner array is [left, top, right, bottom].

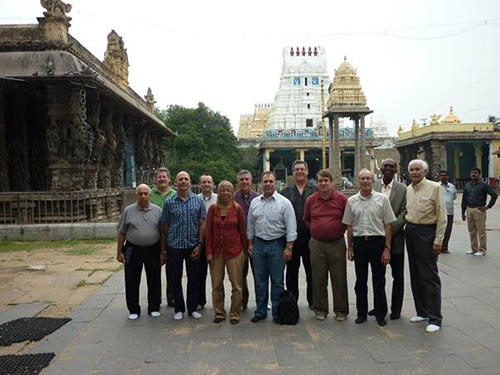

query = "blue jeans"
[[253, 237, 286, 319]]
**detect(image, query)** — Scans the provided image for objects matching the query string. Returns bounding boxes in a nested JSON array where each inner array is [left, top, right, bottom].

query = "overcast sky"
[[1, 0, 499, 135]]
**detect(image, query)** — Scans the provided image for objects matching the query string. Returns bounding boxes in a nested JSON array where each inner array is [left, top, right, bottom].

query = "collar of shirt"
[[174, 192, 194, 201], [411, 177, 427, 191], [382, 179, 394, 190], [440, 182, 452, 190], [260, 190, 278, 201], [358, 190, 373, 201], [201, 193, 214, 201], [136, 203, 152, 212]]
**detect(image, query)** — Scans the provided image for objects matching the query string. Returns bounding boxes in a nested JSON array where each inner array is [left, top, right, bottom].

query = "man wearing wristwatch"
[[342, 169, 396, 327], [161, 171, 206, 321], [247, 171, 297, 323]]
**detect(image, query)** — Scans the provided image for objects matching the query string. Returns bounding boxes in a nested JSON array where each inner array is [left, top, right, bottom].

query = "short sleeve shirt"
[[303, 191, 347, 241], [118, 203, 162, 246]]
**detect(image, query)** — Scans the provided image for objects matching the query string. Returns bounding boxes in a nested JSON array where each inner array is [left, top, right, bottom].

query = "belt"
[[255, 236, 285, 243], [316, 236, 343, 243], [127, 241, 159, 250], [467, 204, 484, 208], [355, 236, 384, 241]]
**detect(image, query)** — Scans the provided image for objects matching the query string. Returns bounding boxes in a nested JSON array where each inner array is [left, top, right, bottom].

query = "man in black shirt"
[[281, 160, 317, 308], [461, 167, 498, 256]]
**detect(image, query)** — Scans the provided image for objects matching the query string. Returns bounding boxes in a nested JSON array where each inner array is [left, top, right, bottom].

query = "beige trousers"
[[466, 207, 487, 253], [309, 237, 349, 317], [210, 251, 244, 320]]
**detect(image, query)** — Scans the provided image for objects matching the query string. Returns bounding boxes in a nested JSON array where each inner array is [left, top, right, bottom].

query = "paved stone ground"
[[18, 206, 500, 374]]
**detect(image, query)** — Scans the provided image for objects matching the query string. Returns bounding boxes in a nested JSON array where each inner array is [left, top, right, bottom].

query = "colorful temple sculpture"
[[0, 1, 175, 223]]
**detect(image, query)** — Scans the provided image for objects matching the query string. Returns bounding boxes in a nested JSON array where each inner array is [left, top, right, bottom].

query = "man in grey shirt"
[[117, 184, 165, 320], [343, 169, 396, 326], [247, 171, 297, 322]]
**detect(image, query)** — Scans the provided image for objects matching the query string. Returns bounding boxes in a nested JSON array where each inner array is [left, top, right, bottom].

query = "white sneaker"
[[174, 312, 184, 320], [315, 314, 326, 321], [410, 316, 429, 323], [151, 311, 161, 317], [474, 252, 485, 257], [128, 313, 139, 320], [426, 324, 440, 333], [466, 250, 476, 255], [190, 311, 202, 319], [267, 304, 271, 311]]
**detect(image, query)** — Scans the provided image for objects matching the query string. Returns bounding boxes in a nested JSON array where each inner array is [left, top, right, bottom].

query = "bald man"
[[117, 184, 164, 320]]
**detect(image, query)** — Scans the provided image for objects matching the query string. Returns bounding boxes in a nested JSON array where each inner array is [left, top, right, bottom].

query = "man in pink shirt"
[[304, 169, 349, 321]]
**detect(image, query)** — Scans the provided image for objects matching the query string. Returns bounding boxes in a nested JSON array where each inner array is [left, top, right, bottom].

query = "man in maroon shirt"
[[234, 169, 259, 310], [304, 169, 349, 321]]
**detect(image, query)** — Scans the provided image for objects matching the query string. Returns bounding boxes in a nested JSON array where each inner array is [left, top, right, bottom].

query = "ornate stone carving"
[[430, 113, 441, 125], [40, 0, 72, 18], [103, 30, 129, 88], [111, 114, 128, 188], [144, 88, 156, 112], [135, 129, 148, 184], [84, 93, 104, 189], [97, 105, 117, 189]]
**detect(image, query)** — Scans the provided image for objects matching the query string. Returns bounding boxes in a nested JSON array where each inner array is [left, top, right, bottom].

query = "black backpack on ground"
[[276, 290, 299, 325]]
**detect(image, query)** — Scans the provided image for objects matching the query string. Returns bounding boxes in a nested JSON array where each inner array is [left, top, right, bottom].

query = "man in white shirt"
[[439, 170, 457, 254]]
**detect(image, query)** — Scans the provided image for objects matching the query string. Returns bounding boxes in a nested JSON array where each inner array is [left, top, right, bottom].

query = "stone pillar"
[[296, 149, 306, 161], [333, 116, 342, 187], [8, 91, 31, 191], [430, 140, 445, 181], [111, 112, 126, 188], [454, 147, 460, 180], [328, 116, 334, 172], [84, 91, 103, 189], [354, 117, 360, 185], [360, 115, 367, 169], [0, 88, 9, 191], [264, 149, 273, 172], [475, 145, 482, 169], [98, 102, 116, 189]]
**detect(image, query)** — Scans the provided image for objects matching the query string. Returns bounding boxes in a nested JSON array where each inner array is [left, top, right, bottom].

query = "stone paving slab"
[[25, 207, 500, 374], [0, 302, 49, 324]]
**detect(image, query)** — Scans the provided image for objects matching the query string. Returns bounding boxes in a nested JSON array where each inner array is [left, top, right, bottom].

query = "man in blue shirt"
[[439, 170, 457, 254], [247, 171, 297, 323], [161, 171, 206, 320]]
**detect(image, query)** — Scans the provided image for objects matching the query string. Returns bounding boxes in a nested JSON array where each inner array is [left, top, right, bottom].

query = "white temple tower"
[[269, 46, 331, 130]]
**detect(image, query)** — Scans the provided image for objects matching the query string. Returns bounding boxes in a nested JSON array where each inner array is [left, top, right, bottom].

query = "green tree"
[[157, 103, 245, 184]]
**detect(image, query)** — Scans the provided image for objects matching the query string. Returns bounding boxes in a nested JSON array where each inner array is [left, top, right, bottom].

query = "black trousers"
[[170, 246, 200, 314], [442, 215, 454, 250], [197, 243, 208, 307], [353, 236, 387, 321], [286, 231, 313, 306], [165, 246, 174, 305], [389, 252, 404, 315], [405, 223, 442, 326], [124, 242, 161, 316]]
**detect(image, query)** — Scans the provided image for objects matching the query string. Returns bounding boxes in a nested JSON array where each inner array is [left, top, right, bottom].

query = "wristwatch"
[[384, 245, 391, 250], [286, 245, 293, 251]]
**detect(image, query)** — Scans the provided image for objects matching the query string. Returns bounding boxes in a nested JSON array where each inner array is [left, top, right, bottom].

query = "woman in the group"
[[206, 181, 247, 324]]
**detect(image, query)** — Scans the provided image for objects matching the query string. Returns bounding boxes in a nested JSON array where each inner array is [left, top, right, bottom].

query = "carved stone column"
[[360, 115, 367, 169], [135, 126, 148, 184], [8, 91, 31, 191], [354, 117, 360, 185], [97, 103, 116, 189], [145, 131, 154, 185], [0, 88, 9, 191], [430, 140, 444, 181], [84, 91, 104, 189], [111, 113, 127, 188], [328, 116, 334, 172]]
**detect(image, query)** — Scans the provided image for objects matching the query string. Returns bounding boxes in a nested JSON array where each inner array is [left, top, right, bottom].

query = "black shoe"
[[213, 317, 225, 324], [355, 317, 367, 324], [251, 315, 266, 323], [390, 312, 400, 320], [230, 319, 239, 325], [367, 309, 375, 316], [377, 319, 387, 327]]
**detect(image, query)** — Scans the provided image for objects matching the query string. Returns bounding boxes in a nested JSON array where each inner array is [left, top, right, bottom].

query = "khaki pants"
[[309, 237, 349, 317], [210, 251, 244, 320], [466, 207, 487, 253]]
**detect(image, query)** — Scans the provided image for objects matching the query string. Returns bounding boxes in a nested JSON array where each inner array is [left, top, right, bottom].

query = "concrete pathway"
[[27, 205, 500, 374]]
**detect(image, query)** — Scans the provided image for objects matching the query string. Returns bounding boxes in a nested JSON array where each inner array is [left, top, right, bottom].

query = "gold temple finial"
[[40, 0, 72, 18], [430, 113, 441, 125], [104, 30, 129, 88], [328, 58, 366, 107], [442, 106, 461, 124]]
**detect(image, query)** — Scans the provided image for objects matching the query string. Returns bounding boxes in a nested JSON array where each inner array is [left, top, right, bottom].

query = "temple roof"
[[328, 57, 367, 108], [442, 106, 461, 124]]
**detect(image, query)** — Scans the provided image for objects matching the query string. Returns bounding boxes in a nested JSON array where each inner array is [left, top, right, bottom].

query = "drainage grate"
[[0, 317, 71, 346], [0, 353, 55, 375]]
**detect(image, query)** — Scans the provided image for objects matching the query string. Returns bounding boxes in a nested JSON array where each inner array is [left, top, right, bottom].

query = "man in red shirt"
[[304, 169, 349, 321]]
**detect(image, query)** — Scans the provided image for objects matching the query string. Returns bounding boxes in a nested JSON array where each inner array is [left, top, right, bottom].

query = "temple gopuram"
[[0, 1, 175, 224]]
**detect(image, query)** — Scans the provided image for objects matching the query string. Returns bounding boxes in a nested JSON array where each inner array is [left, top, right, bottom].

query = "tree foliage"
[[157, 103, 257, 184]]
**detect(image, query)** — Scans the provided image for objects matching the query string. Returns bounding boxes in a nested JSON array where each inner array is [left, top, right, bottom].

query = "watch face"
[[312, 77, 319, 85], [293, 77, 301, 86]]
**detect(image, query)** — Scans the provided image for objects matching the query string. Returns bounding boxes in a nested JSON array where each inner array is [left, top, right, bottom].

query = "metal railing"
[[0, 190, 123, 225]]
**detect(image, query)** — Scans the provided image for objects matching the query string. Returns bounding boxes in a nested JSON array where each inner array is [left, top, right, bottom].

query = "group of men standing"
[[117, 157, 497, 333]]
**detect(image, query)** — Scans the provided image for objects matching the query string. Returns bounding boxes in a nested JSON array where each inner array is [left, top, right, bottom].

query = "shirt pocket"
[[416, 196, 433, 213]]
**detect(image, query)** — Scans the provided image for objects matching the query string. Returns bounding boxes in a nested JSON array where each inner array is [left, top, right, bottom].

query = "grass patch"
[[76, 280, 88, 288], [0, 239, 115, 253]]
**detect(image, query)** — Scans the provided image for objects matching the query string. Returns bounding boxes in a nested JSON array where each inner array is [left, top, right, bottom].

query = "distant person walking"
[[461, 167, 497, 257], [439, 170, 457, 254], [206, 181, 247, 325], [117, 184, 164, 320]]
